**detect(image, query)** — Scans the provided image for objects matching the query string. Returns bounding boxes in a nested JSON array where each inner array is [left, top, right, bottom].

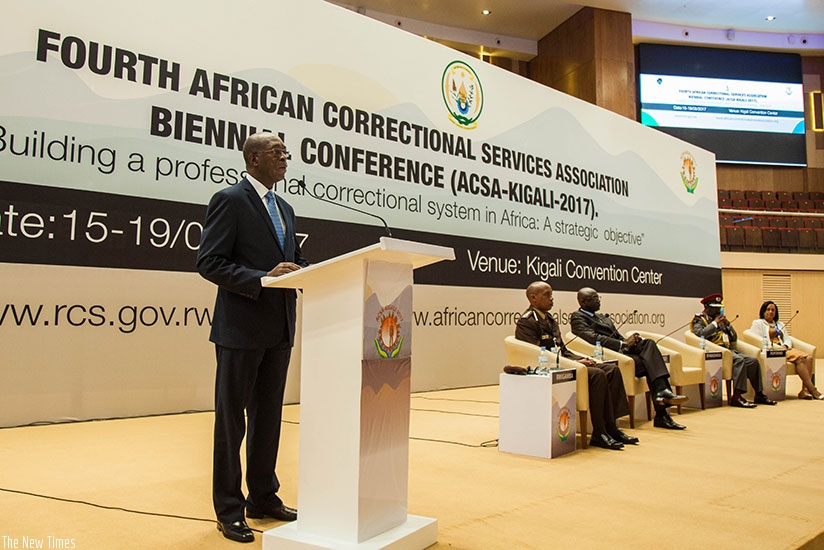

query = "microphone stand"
[[784, 310, 800, 326], [605, 310, 638, 342], [298, 181, 393, 237], [655, 319, 695, 343]]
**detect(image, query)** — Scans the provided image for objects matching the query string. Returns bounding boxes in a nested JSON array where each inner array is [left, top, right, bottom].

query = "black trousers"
[[731, 349, 763, 393], [625, 339, 670, 386], [587, 362, 630, 433], [213, 343, 291, 523]]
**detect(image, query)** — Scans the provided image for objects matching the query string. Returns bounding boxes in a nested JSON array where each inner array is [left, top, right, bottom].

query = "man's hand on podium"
[[267, 262, 302, 277]]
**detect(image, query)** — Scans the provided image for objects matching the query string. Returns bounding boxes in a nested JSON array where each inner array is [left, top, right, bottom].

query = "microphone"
[[298, 181, 392, 237], [557, 328, 583, 368], [784, 309, 800, 325], [655, 319, 695, 343], [604, 310, 638, 343], [552, 318, 585, 369]]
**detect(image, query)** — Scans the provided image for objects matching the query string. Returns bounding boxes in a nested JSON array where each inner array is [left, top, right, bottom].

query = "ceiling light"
[[481, 9, 491, 15]]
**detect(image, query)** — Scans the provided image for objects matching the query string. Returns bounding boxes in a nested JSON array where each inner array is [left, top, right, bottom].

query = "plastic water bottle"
[[593, 341, 604, 362], [762, 334, 770, 351], [538, 346, 550, 370], [700, 335, 707, 351]]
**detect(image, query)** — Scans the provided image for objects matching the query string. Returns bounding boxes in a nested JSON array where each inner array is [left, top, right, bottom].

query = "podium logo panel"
[[363, 262, 412, 361], [375, 304, 404, 358]]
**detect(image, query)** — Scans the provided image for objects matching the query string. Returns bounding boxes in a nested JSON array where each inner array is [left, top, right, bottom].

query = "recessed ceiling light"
[[765, 15, 776, 21], [481, 9, 491, 15]]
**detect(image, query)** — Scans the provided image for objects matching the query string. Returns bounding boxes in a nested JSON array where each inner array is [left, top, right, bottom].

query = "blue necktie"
[[265, 190, 285, 248]]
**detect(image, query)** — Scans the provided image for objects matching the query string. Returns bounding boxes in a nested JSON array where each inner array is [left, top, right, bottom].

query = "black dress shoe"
[[654, 388, 688, 405], [653, 414, 686, 430], [246, 503, 298, 522], [608, 428, 639, 445], [729, 395, 757, 408], [217, 520, 254, 543], [589, 432, 624, 450], [754, 393, 777, 406]]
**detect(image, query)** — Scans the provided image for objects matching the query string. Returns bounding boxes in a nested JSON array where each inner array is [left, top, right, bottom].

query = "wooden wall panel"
[[529, 7, 634, 118], [721, 268, 824, 356]]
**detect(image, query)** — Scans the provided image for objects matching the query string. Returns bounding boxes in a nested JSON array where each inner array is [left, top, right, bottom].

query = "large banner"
[[0, 0, 720, 426]]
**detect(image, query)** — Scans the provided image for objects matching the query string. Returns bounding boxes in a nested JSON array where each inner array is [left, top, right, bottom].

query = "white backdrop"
[[0, 0, 720, 426]]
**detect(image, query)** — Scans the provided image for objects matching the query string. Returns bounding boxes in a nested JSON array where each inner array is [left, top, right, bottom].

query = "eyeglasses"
[[257, 147, 291, 159]]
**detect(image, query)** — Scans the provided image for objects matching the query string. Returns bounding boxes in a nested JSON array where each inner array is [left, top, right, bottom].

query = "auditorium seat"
[[717, 196, 732, 208], [717, 189, 730, 201], [762, 227, 781, 251], [725, 225, 745, 251], [751, 216, 771, 227], [743, 226, 763, 250], [781, 200, 799, 211], [719, 224, 728, 250], [744, 190, 762, 200], [798, 199, 814, 212], [815, 200, 824, 212], [816, 228, 824, 249], [747, 199, 765, 210], [793, 191, 811, 201], [731, 198, 748, 209], [776, 191, 792, 202], [764, 198, 781, 210], [718, 213, 733, 227], [780, 228, 800, 251], [768, 217, 787, 228], [803, 217, 823, 229], [798, 228, 816, 251], [504, 336, 590, 448], [729, 190, 745, 201], [811, 192, 824, 201], [785, 217, 806, 229]]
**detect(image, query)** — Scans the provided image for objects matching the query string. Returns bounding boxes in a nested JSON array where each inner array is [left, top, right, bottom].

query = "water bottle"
[[762, 334, 770, 351], [699, 335, 707, 351], [538, 346, 550, 371], [593, 340, 604, 362]]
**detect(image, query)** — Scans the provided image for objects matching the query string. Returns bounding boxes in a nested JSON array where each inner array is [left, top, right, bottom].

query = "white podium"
[[704, 351, 724, 408], [498, 369, 577, 459], [762, 348, 787, 401], [261, 237, 453, 550]]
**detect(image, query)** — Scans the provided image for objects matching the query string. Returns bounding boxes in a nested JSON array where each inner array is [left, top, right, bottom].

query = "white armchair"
[[635, 331, 706, 414], [684, 331, 740, 404], [564, 333, 651, 429], [503, 336, 591, 448], [740, 329, 817, 385]]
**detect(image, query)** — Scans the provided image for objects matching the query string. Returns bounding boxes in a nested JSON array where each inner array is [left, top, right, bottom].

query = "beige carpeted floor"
[[1, 376, 823, 549]]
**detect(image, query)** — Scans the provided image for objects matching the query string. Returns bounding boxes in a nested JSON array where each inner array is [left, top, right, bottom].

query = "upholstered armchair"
[[564, 333, 651, 429], [635, 331, 706, 414], [740, 328, 817, 385]]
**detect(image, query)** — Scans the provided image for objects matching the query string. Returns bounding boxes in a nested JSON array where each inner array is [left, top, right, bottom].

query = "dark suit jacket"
[[569, 309, 624, 351], [197, 178, 308, 350]]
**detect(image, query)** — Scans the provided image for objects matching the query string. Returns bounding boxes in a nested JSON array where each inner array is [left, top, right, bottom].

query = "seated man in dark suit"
[[570, 287, 687, 430], [515, 281, 638, 450], [691, 293, 776, 408]]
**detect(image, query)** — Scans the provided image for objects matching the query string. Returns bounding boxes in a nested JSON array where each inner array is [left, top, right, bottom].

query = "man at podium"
[[197, 132, 309, 543]]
